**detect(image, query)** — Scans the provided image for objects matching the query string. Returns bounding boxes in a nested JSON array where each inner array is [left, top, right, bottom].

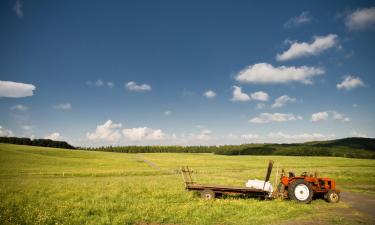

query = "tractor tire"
[[325, 190, 340, 203], [288, 179, 313, 204], [201, 189, 215, 200]]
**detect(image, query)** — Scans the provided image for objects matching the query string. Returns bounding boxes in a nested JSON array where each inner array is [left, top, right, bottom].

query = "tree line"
[[0, 137, 75, 149], [1, 136, 374, 159]]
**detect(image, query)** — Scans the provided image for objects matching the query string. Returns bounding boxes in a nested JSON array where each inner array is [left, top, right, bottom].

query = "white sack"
[[245, 179, 273, 194]]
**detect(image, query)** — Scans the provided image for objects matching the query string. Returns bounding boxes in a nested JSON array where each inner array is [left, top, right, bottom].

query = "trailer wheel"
[[288, 179, 313, 204], [201, 189, 215, 199], [325, 190, 340, 203]]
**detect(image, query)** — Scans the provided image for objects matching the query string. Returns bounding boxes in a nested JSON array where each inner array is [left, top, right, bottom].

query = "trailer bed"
[[186, 183, 268, 195], [181, 165, 272, 198]]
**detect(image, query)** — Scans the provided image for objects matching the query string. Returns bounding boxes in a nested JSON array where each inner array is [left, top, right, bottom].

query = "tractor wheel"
[[288, 179, 313, 204], [201, 189, 215, 200], [325, 190, 340, 203]]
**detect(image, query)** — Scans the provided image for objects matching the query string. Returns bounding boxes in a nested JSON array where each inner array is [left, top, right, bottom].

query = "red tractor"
[[277, 169, 341, 204]]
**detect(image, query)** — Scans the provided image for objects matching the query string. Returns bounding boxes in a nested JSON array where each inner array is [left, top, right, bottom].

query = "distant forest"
[[80, 137, 375, 159], [0, 137, 75, 149], [1, 136, 374, 159]]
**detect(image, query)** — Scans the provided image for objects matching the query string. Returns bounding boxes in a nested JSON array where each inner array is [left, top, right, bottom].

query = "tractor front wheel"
[[325, 190, 340, 203], [288, 179, 313, 204]]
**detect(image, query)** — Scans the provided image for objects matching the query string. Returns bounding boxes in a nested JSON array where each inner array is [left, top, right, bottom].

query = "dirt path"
[[339, 192, 375, 224], [281, 191, 375, 225], [138, 155, 161, 170]]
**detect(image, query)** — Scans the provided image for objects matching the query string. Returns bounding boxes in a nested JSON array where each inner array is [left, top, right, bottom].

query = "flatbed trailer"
[[181, 161, 274, 199]]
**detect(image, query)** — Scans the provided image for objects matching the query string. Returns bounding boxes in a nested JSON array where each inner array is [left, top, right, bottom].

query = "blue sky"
[[0, 0, 374, 146]]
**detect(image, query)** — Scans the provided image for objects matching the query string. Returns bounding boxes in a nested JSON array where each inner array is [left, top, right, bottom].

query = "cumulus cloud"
[[311, 111, 329, 122], [44, 132, 62, 141], [11, 104, 29, 111], [311, 111, 350, 122], [0, 126, 14, 137], [249, 113, 302, 124], [13, 0, 23, 18], [53, 103, 72, 110], [276, 34, 338, 61], [250, 91, 269, 101], [268, 132, 335, 143], [203, 90, 216, 99], [235, 63, 324, 84], [0, 81, 36, 98], [337, 76, 364, 90], [284, 11, 312, 28], [125, 81, 152, 92], [122, 127, 166, 141], [346, 7, 375, 30], [86, 120, 122, 142], [272, 95, 296, 108], [231, 86, 251, 102]]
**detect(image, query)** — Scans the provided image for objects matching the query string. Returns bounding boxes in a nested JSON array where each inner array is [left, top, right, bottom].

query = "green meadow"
[[1, 143, 374, 225]]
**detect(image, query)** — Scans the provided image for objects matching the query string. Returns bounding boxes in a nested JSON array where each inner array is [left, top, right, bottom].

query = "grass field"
[[1, 143, 375, 225]]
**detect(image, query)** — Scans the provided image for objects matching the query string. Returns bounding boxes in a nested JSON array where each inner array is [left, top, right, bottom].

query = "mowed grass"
[[1, 144, 375, 225]]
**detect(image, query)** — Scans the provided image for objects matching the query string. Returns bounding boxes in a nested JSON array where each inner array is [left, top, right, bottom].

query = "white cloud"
[[107, 81, 114, 88], [256, 103, 267, 110], [284, 11, 312, 28], [311, 111, 329, 122], [271, 95, 296, 108], [276, 34, 338, 61], [194, 129, 213, 141], [240, 133, 261, 140], [249, 113, 302, 124], [125, 81, 152, 92], [231, 86, 251, 102], [0, 81, 36, 98], [13, 0, 23, 18], [351, 131, 368, 138], [11, 104, 29, 111], [86, 79, 114, 88], [337, 76, 364, 90], [250, 91, 269, 101], [86, 79, 104, 87], [122, 127, 165, 141], [235, 63, 324, 84], [331, 111, 351, 122], [44, 132, 62, 141], [268, 132, 335, 143], [86, 120, 122, 142], [164, 111, 172, 116], [346, 7, 375, 30], [21, 125, 33, 131], [53, 103, 72, 110], [0, 126, 14, 137], [311, 111, 350, 122], [204, 90, 216, 99]]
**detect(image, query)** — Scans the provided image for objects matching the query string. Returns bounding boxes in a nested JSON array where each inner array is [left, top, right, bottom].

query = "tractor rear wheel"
[[325, 190, 340, 203], [288, 179, 313, 204], [201, 189, 215, 199]]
